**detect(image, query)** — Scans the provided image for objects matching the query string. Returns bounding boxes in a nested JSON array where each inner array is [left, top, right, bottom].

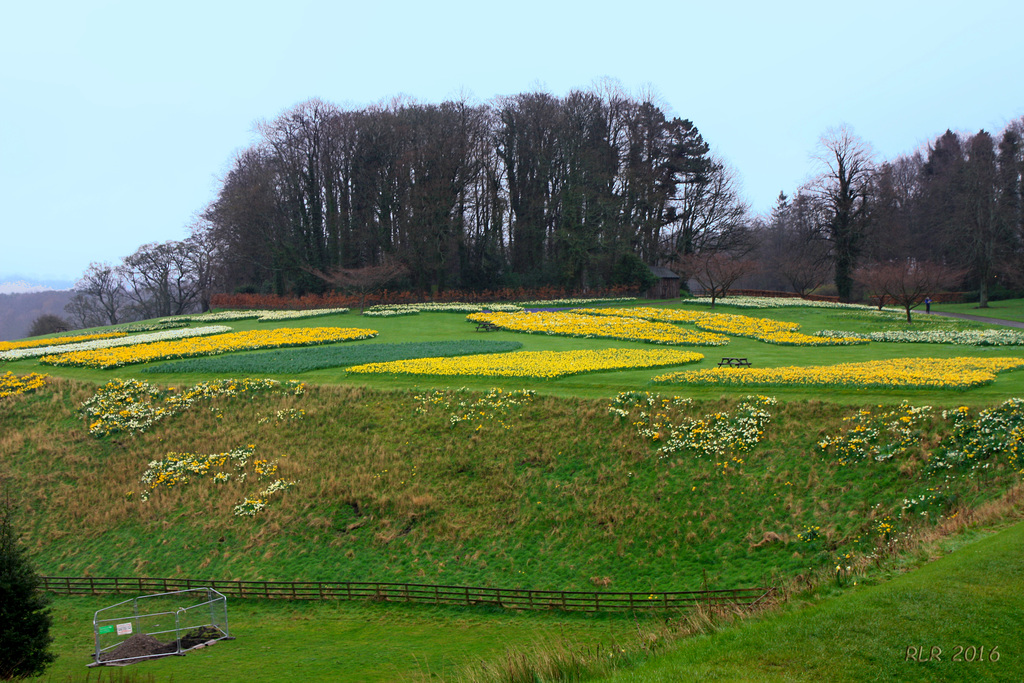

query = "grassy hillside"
[[4, 298, 1024, 680], [3, 374, 1022, 597]]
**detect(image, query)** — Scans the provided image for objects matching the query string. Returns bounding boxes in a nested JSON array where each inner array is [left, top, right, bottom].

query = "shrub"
[[27, 315, 70, 337], [0, 499, 55, 680]]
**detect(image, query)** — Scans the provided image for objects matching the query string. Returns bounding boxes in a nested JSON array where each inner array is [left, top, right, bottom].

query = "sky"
[[2, 0, 1022, 290]]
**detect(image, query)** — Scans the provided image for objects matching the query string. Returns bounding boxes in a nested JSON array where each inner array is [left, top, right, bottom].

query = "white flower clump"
[[0, 325, 232, 361]]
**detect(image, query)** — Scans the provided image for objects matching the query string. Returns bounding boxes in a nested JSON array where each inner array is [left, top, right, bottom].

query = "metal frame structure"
[[92, 587, 230, 665]]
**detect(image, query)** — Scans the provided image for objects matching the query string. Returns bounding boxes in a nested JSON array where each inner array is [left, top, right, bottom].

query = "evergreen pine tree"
[[0, 499, 55, 680]]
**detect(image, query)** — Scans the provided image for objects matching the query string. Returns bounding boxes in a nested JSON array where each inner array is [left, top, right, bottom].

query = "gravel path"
[[930, 311, 1024, 329]]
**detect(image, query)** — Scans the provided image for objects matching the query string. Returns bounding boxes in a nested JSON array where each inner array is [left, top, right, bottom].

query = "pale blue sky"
[[2, 0, 1022, 288]]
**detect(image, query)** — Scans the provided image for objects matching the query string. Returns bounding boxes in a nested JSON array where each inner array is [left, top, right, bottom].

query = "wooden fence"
[[41, 576, 774, 613]]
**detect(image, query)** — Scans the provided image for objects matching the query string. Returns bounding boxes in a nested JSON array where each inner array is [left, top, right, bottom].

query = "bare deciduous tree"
[[812, 126, 875, 302], [71, 262, 125, 325], [679, 251, 758, 307], [853, 259, 965, 322], [184, 220, 223, 312], [767, 191, 832, 296], [121, 241, 202, 318]]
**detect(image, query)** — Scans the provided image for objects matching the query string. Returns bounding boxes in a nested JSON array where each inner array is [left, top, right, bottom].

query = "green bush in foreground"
[[0, 500, 54, 680], [141, 339, 524, 374]]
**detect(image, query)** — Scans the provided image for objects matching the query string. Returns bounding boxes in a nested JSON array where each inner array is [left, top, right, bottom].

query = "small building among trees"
[[645, 266, 681, 299]]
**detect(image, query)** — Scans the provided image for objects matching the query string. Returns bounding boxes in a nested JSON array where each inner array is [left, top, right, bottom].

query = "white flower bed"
[[364, 302, 524, 315], [875, 329, 1024, 345], [166, 308, 349, 323], [254, 308, 349, 321], [814, 330, 872, 340], [814, 328, 1024, 345], [0, 325, 233, 361], [517, 297, 637, 307], [688, 296, 893, 311], [360, 299, 635, 315], [170, 310, 264, 322], [362, 307, 420, 317]]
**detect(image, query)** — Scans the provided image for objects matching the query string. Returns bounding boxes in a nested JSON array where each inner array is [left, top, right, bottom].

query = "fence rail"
[[42, 576, 774, 613]]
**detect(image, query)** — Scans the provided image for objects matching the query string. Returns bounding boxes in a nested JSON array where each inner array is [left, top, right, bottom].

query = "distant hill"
[[0, 290, 75, 341]]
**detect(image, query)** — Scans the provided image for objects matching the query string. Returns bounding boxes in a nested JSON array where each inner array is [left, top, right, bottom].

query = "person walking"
[[925, 297, 932, 314]]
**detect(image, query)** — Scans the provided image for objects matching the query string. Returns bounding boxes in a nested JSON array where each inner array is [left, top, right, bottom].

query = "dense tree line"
[[758, 121, 1024, 305], [58, 88, 1024, 333], [203, 87, 748, 296]]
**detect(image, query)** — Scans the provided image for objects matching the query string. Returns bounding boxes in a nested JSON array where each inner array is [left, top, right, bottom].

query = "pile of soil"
[[99, 634, 177, 663], [98, 627, 224, 665], [178, 626, 223, 650]]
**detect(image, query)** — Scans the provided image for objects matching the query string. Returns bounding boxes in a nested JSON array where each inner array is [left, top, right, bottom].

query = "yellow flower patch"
[[467, 311, 728, 346], [694, 312, 867, 346], [0, 331, 126, 351], [653, 357, 1024, 389], [40, 327, 378, 369], [349, 348, 704, 379], [0, 371, 48, 399], [573, 307, 708, 324], [574, 307, 864, 346]]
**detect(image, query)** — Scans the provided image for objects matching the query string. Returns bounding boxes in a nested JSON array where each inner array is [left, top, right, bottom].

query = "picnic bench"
[[718, 357, 752, 367], [475, 321, 500, 332]]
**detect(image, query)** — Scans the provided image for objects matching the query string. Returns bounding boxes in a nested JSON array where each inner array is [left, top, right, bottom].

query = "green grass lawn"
[[599, 518, 1024, 682], [140, 339, 524, 375], [42, 596, 643, 682], [934, 297, 1024, 323]]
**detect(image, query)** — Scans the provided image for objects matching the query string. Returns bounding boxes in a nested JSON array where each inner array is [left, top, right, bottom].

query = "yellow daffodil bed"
[[573, 307, 708, 324], [348, 348, 704, 379], [466, 311, 728, 346], [0, 331, 127, 352], [652, 357, 1024, 389], [574, 307, 865, 346], [39, 327, 378, 369]]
